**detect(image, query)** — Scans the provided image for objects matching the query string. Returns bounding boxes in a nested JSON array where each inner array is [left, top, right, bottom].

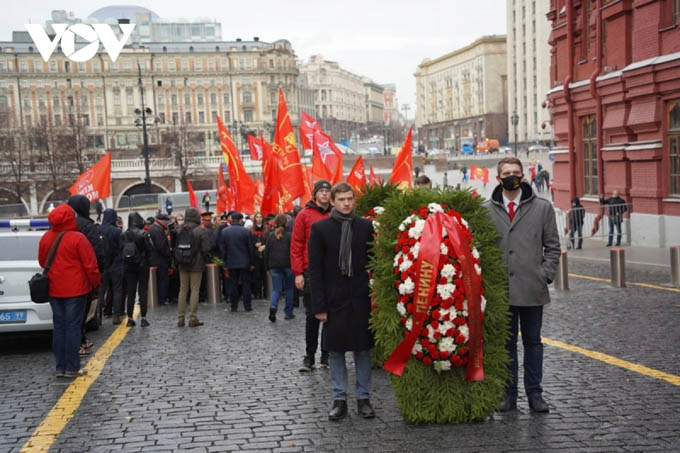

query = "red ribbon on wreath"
[[383, 212, 484, 381]]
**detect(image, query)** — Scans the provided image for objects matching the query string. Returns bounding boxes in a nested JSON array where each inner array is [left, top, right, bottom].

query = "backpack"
[[121, 231, 142, 266], [174, 224, 198, 266]]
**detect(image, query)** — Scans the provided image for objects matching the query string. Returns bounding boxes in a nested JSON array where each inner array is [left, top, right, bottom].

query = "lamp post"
[[135, 62, 152, 194], [511, 111, 519, 157]]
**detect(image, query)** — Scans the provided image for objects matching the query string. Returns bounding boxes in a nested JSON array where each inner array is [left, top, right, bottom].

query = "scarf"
[[331, 207, 354, 277]]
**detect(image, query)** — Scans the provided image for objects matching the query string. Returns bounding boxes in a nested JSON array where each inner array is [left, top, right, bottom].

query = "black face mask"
[[501, 175, 522, 191]]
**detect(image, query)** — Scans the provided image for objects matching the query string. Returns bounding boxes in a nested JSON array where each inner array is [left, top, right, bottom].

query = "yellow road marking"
[[21, 307, 139, 452], [569, 273, 680, 293], [543, 336, 680, 387]]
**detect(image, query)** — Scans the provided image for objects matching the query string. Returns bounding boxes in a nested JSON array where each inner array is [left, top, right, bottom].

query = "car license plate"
[[0, 310, 27, 323]]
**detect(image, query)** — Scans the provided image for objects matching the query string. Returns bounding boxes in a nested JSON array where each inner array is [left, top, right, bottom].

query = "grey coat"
[[484, 182, 561, 307]]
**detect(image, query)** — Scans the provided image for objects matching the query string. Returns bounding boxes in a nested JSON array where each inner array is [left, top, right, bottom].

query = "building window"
[[197, 94, 204, 105], [185, 94, 191, 105], [669, 101, 680, 195], [223, 110, 231, 122], [185, 112, 192, 124], [210, 93, 217, 105], [243, 92, 252, 104], [198, 111, 205, 124], [244, 110, 253, 122], [582, 115, 598, 196]]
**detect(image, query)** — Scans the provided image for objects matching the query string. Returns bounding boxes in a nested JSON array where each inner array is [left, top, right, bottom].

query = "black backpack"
[[121, 231, 142, 266], [174, 224, 198, 266]]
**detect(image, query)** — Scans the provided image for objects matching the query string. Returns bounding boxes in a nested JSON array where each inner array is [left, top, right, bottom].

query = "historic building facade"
[[0, 34, 300, 211], [415, 35, 508, 152], [547, 0, 680, 246], [363, 78, 385, 125], [506, 0, 553, 147]]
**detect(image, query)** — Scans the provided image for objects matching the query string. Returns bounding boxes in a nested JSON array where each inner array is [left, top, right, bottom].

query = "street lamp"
[[135, 61, 153, 194], [511, 111, 519, 157]]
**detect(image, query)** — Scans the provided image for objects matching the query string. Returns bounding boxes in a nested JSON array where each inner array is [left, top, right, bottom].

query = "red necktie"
[[508, 201, 515, 222]]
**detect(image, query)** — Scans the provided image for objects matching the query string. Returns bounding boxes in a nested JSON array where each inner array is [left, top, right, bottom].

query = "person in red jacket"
[[291, 179, 332, 372], [39, 204, 100, 378]]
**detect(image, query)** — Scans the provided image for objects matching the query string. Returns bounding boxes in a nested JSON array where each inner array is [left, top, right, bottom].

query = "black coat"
[[219, 224, 255, 270], [308, 216, 374, 352], [264, 232, 291, 270], [148, 222, 171, 267]]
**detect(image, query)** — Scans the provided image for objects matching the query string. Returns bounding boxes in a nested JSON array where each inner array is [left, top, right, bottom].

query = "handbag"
[[28, 231, 66, 303]]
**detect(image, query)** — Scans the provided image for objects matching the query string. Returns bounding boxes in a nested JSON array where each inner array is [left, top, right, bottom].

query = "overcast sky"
[[1, 0, 507, 117]]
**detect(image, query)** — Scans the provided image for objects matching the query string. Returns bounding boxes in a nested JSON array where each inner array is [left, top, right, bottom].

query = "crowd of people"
[[39, 160, 628, 420]]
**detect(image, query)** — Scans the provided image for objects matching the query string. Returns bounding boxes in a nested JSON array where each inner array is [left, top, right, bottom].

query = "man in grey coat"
[[485, 156, 560, 413]]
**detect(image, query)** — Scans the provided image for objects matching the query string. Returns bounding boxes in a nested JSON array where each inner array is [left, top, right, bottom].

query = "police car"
[[0, 219, 100, 333]]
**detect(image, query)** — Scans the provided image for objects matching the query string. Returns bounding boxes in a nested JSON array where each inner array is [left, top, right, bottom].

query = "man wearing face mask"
[[485, 156, 560, 413]]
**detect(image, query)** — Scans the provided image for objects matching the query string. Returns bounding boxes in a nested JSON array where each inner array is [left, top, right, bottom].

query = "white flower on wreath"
[[474, 263, 482, 275], [428, 203, 444, 213], [393, 253, 402, 268], [481, 296, 487, 312], [399, 258, 413, 273], [472, 248, 480, 260], [408, 219, 426, 239], [437, 360, 452, 371], [458, 324, 470, 342], [436, 283, 455, 300], [398, 277, 415, 295], [374, 206, 385, 215], [396, 302, 407, 317], [440, 263, 456, 280], [405, 317, 413, 331], [411, 242, 420, 259], [439, 337, 456, 353], [411, 342, 423, 354], [372, 220, 380, 230]]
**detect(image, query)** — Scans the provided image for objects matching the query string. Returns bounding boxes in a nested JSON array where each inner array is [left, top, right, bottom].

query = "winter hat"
[[313, 180, 331, 198]]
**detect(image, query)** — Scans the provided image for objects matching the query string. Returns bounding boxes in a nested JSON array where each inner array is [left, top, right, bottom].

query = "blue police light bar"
[[0, 219, 51, 228]]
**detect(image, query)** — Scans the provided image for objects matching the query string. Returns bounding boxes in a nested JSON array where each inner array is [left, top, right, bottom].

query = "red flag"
[[186, 179, 201, 213], [312, 130, 343, 184], [261, 147, 282, 216], [68, 152, 111, 202], [470, 165, 478, 180], [216, 165, 232, 215], [480, 168, 489, 184], [389, 127, 413, 188], [217, 115, 256, 213], [299, 111, 322, 151], [312, 142, 334, 182], [346, 156, 366, 193], [254, 179, 264, 211], [302, 165, 313, 205], [469, 166, 489, 184], [247, 134, 265, 161], [369, 165, 378, 186], [272, 89, 305, 210]]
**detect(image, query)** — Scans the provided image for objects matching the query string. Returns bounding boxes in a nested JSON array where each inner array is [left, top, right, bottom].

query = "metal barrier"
[[553, 251, 569, 290], [671, 246, 680, 287], [148, 267, 159, 308], [555, 203, 632, 249], [205, 264, 221, 305], [610, 248, 626, 288]]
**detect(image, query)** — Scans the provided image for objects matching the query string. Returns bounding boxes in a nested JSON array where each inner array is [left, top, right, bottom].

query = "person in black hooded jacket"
[[121, 212, 151, 327], [99, 208, 125, 324], [67, 195, 109, 273], [67, 195, 109, 354]]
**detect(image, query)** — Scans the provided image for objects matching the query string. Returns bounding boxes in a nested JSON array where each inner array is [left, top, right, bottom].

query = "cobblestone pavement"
[[1, 258, 679, 452]]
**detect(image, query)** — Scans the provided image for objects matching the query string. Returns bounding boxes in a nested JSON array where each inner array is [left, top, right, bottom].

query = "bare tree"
[[0, 125, 31, 203], [161, 121, 202, 189], [30, 119, 72, 192], [58, 113, 92, 173]]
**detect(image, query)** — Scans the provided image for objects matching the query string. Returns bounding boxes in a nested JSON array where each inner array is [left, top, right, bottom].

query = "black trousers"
[[100, 264, 124, 316], [125, 265, 149, 317], [303, 270, 326, 361], [251, 257, 266, 298], [156, 265, 169, 304], [228, 268, 252, 310]]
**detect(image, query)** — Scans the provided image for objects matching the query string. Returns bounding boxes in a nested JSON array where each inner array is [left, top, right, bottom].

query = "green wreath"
[[366, 186, 510, 423]]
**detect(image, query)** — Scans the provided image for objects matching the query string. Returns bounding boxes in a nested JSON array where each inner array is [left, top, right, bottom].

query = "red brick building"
[[547, 0, 680, 246]]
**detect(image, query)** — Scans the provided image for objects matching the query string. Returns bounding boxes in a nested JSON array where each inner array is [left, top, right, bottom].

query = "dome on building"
[[87, 5, 160, 22]]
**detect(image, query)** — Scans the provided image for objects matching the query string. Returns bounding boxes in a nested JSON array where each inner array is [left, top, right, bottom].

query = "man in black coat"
[[219, 213, 255, 311], [601, 190, 627, 246], [99, 208, 124, 324], [148, 214, 172, 305], [309, 182, 375, 421], [122, 212, 151, 327]]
